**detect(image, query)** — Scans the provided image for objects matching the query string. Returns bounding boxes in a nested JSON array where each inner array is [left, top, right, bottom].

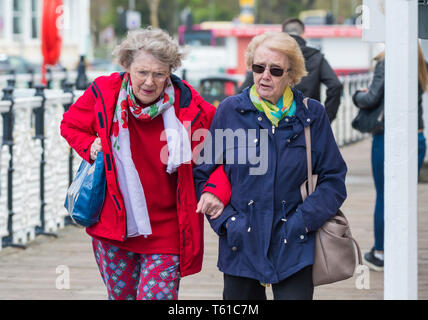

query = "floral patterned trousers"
[[92, 238, 180, 300]]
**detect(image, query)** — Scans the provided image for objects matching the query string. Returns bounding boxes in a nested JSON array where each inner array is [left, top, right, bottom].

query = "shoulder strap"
[[302, 98, 315, 195]]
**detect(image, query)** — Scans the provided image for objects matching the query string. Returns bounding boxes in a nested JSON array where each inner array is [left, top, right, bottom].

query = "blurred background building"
[[0, 0, 90, 71]]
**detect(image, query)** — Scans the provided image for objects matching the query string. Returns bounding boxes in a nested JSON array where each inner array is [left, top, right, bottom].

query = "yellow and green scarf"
[[249, 84, 296, 127]]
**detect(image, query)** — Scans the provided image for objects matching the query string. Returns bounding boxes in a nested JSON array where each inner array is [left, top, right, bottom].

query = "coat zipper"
[[178, 109, 201, 250], [281, 200, 287, 244], [247, 200, 254, 232], [93, 81, 128, 240], [187, 110, 202, 131], [281, 200, 287, 222]]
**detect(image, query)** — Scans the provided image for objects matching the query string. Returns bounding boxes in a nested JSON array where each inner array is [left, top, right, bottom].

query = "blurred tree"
[[255, 0, 307, 24], [89, 0, 363, 54], [313, 0, 362, 23], [147, 0, 161, 28], [257, 1, 312, 24], [177, 0, 240, 24], [90, 0, 118, 46]]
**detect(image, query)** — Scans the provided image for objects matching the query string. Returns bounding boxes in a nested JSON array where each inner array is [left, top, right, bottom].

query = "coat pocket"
[[285, 210, 308, 243], [226, 213, 246, 251]]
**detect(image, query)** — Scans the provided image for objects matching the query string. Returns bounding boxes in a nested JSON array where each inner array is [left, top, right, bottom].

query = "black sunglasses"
[[252, 64, 289, 77]]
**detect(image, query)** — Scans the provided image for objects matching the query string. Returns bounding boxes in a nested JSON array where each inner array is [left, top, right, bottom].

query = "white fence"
[[330, 72, 372, 146], [0, 70, 109, 91], [0, 87, 83, 249], [0, 70, 372, 250]]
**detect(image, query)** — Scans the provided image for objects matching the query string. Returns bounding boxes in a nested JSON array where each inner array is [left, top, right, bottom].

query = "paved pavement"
[[0, 137, 427, 300]]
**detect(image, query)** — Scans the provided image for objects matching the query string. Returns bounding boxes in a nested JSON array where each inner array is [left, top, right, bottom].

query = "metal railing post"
[[1, 87, 25, 249], [60, 66, 68, 90], [27, 69, 35, 89], [62, 81, 75, 226], [33, 85, 57, 238], [46, 68, 53, 89]]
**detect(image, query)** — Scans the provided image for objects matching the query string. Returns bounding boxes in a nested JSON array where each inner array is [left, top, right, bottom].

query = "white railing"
[[0, 87, 83, 249], [0, 71, 373, 250], [327, 72, 372, 147], [0, 70, 111, 90]]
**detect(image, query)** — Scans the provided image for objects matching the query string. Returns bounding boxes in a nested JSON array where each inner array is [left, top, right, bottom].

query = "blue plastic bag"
[[64, 152, 106, 227]]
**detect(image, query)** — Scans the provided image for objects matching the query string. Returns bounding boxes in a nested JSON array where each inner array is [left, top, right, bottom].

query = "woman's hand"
[[196, 192, 224, 220], [90, 137, 102, 160]]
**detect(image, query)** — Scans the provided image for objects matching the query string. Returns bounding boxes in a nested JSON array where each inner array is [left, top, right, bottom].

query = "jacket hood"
[[290, 34, 320, 60]]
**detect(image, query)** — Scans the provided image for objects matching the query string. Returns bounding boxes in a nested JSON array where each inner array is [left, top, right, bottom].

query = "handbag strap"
[[302, 98, 315, 195], [303, 98, 363, 265]]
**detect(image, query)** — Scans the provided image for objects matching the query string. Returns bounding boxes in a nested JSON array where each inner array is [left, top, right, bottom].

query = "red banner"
[[41, 0, 63, 84]]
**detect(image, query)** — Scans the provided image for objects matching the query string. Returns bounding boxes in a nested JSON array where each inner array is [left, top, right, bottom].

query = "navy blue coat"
[[193, 88, 347, 284]]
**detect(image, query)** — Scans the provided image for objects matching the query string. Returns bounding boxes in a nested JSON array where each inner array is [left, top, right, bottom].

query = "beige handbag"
[[301, 98, 362, 286]]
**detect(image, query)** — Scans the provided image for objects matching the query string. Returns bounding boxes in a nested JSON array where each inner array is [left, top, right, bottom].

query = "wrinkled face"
[[252, 44, 291, 104], [127, 50, 170, 105]]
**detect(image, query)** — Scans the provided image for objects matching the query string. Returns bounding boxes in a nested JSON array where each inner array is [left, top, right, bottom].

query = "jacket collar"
[[237, 86, 316, 127], [169, 74, 205, 127], [171, 73, 192, 108]]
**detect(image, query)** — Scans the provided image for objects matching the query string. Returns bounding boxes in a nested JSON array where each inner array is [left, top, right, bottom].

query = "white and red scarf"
[[111, 73, 192, 237]]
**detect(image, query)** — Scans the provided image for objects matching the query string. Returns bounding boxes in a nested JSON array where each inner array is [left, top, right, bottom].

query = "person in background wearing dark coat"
[[239, 18, 343, 123], [352, 46, 428, 272], [194, 32, 347, 300]]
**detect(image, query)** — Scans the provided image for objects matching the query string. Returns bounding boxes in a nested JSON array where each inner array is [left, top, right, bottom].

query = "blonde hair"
[[418, 43, 428, 92], [374, 44, 428, 91], [113, 27, 184, 71], [245, 32, 307, 86]]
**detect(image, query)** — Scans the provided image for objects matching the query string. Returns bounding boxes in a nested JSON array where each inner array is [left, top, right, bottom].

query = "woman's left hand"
[[196, 192, 224, 220]]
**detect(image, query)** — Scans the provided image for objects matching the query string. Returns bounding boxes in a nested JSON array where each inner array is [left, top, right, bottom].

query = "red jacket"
[[60, 72, 231, 277]]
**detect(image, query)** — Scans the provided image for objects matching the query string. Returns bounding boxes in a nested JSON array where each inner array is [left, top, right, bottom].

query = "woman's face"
[[127, 50, 170, 105], [252, 44, 291, 104]]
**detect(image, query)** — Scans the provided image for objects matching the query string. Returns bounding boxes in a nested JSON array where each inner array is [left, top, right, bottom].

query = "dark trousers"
[[223, 266, 314, 300]]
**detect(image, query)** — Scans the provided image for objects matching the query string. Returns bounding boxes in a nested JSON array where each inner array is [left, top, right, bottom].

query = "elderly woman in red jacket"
[[61, 27, 229, 300]]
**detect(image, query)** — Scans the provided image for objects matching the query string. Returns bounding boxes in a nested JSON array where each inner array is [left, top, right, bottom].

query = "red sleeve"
[[60, 84, 98, 163], [201, 165, 231, 206], [188, 82, 231, 206]]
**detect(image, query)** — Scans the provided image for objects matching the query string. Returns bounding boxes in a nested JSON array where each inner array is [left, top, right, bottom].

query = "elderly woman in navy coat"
[[193, 32, 347, 300]]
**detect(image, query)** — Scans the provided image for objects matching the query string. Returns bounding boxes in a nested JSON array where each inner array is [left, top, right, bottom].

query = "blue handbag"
[[64, 152, 106, 227]]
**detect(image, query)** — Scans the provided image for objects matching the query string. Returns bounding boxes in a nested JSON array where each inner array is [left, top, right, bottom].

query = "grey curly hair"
[[113, 27, 184, 71]]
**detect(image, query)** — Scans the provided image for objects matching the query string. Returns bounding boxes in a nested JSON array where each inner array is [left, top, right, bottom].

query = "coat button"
[[283, 238, 287, 244], [232, 246, 237, 251], [240, 109, 245, 113], [300, 235, 305, 240], [258, 116, 262, 121], [231, 217, 236, 221], [285, 118, 289, 122], [307, 118, 311, 123], [253, 138, 258, 143]]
